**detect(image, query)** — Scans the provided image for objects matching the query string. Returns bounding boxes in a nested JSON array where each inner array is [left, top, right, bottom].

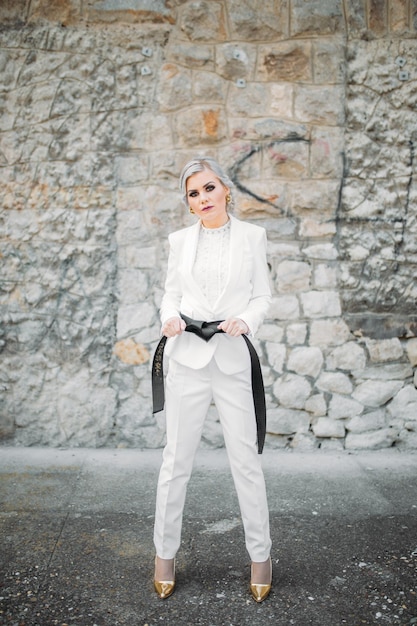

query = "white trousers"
[[153, 357, 272, 562]]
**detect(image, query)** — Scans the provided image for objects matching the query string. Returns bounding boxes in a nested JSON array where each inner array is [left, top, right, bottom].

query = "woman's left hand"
[[217, 318, 249, 337]]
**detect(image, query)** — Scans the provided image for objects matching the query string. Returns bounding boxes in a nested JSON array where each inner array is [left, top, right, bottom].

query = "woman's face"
[[186, 168, 230, 229]]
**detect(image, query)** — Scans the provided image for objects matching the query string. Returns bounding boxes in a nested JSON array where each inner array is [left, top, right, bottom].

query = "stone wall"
[[1, 0, 417, 450]]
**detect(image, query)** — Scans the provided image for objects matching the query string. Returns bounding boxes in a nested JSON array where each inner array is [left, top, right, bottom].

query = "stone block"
[[309, 319, 351, 346], [174, 106, 227, 146], [320, 438, 344, 450], [352, 380, 404, 408], [262, 140, 310, 179], [328, 394, 363, 420], [312, 417, 345, 438], [301, 290, 341, 318], [117, 423, 166, 449], [257, 42, 312, 82], [113, 338, 150, 366], [227, 83, 271, 117], [116, 395, 154, 428], [264, 433, 292, 449], [387, 385, 417, 421], [273, 373, 311, 409], [257, 324, 284, 343], [85, 0, 174, 24], [116, 302, 156, 338], [345, 428, 398, 450], [305, 393, 327, 417], [28, 0, 82, 25], [303, 244, 338, 261], [291, 0, 344, 36], [300, 219, 337, 239], [269, 295, 300, 321], [166, 43, 215, 69], [290, 432, 319, 449], [345, 0, 367, 35], [118, 245, 157, 270], [346, 409, 387, 434], [286, 323, 307, 346], [352, 364, 413, 381], [216, 43, 257, 81], [365, 338, 404, 363], [294, 85, 344, 125], [194, 71, 227, 103], [290, 179, 340, 217], [131, 113, 174, 152], [287, 346, 323, 378], [156, 64, 193, 111], [227, 0, 288, 41], [312, 40, 345, 84], [389, 1, 409, 32], [327, 343, 367, 371], [276, 260, 311, 293], [367, 0, 388, 35], [229, 118, 308, 142], [265, 341, 286, 374], [0, 407, 14, 438], [180, 0, 226, 42], [310, 125, 344, 177], [267, 407, 311, 435], [260, 366, 274, 388], [317, 371, 353, 395], [233, 183, 289, 217], [396, 429, 417, 449], [346, 244, 370, 261], [270, 83, 294, 119], [406, 338, 417, 366], [116, 155, 149, 186], [268, 241, 300, 259], [0, 0, 29, 23], [313, 264, 337, 289], [56, 369, 116, 446]]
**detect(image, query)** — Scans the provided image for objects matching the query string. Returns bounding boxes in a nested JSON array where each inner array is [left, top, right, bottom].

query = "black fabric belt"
[[152, 314, 266, 454]]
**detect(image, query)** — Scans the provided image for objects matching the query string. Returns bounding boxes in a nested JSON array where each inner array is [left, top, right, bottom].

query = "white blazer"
[[160, 215, 272, 374]]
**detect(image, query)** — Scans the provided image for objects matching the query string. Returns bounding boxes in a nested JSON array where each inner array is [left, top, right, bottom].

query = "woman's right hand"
[[162, 316, 186, 338]]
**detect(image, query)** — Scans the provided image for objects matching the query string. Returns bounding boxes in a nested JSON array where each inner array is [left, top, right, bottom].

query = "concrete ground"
[[0, 446, 416, 626]]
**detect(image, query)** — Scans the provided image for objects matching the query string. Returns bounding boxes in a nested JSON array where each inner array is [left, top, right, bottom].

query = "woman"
[[152, 156, 272, 602]]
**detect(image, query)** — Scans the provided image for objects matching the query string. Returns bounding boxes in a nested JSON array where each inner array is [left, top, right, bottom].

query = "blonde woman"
[[152, 157, 272, 602]]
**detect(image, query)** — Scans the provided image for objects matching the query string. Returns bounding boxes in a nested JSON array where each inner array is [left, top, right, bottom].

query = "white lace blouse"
[[192, 220, 231, 308]]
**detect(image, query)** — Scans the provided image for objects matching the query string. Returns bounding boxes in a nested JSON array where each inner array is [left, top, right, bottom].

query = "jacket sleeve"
[[236, 228, 272, 336], [160, 232, 183, 325]]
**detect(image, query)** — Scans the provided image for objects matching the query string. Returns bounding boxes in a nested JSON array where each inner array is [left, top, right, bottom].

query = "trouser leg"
[[153, 359, 212, 559], [211, 359, 272, 562]]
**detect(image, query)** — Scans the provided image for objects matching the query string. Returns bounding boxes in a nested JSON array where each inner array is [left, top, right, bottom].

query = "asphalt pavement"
[[1, 446, 417, 626]]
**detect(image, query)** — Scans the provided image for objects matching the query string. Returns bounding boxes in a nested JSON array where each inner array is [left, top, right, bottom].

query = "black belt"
[[152, 314, 266, 454]]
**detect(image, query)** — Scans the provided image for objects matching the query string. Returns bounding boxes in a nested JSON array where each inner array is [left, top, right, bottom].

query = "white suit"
[[154, 215, 272, 562]]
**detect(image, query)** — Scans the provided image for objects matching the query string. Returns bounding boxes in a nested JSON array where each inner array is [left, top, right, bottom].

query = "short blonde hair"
[[179, 156, 234, 207]]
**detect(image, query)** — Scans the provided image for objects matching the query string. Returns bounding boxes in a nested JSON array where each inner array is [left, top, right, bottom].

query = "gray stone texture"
[[1, 0, 416, 451]]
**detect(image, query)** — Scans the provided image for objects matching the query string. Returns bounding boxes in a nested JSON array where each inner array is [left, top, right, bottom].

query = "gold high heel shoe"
[[154, 557, 175, 599], [250, 557, 272, 603]]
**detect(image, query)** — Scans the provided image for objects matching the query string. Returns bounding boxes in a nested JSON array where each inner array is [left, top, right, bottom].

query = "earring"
[[226, 194, 231, 204], [189, 207, 194, 214]]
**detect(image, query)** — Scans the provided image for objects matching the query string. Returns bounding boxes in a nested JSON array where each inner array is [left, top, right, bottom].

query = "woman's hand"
[[217, 317, 249, 337], [162, 316, 186, 337]]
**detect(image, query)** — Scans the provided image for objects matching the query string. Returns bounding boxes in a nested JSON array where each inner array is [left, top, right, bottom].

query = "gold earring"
[[189, 207, 194, 214], [226, 194, 231, 204]]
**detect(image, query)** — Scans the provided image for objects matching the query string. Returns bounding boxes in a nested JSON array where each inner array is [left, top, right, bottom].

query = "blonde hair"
[[179, 156, 234, 208]]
